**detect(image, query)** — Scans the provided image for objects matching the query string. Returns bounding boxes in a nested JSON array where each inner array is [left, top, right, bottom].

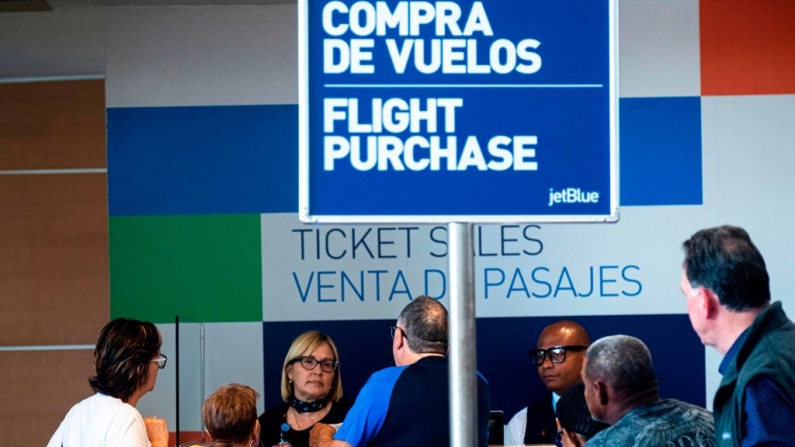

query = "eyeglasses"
[[151, 353, 167, 370], [390, 326, 405, 339], [529, 345, 587, 366], [292, 356, 339, 373]]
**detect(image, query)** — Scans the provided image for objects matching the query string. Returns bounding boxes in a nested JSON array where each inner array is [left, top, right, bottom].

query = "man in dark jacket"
[[682, 225, 795, 446], [505, 320, 591, 445]]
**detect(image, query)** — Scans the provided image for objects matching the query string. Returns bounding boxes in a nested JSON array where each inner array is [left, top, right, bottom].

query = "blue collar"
[[719, 327, 751, 375]]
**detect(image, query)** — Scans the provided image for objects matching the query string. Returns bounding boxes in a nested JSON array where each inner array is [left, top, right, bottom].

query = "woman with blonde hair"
[[258, 331, 352, 447]]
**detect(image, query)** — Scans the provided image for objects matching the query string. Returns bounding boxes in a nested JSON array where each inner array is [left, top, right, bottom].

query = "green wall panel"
[[110, 214, 262, 322]]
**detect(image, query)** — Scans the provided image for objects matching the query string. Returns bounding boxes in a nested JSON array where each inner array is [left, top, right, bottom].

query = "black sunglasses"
[[529, 345, 587, 366]]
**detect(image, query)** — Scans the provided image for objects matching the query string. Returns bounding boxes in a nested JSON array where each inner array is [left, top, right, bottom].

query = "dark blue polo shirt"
[[335, 356, 490, 447]]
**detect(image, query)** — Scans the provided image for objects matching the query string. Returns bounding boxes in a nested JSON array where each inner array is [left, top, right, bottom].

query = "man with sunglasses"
[[309, 295, 491, 447], [505, 320, 590, 446]]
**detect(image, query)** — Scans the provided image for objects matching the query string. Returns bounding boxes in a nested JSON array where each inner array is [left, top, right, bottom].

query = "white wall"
[[106, 1, 795, 429]]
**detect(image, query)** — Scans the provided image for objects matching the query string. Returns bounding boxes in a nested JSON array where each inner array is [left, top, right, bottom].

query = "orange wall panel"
[[0, 173, 109, 345], [0, 80, 106, 170], [701, 0, 795, 95]]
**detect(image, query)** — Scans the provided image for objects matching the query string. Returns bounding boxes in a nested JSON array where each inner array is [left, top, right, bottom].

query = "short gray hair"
[[398, 295, 448, 355], [585, 335, 656, 394]]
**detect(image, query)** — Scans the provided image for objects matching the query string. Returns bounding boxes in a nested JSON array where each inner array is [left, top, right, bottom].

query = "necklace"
[[290, 405, 329, 431], [291, 407, 305, 431]]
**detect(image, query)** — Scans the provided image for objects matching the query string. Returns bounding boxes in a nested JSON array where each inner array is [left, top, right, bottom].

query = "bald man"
[[505, 321, 591, 446]]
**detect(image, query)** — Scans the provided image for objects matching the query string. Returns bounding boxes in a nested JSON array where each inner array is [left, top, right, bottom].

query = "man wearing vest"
[[505, 321, 590, 446], [681, 225, 795, 446]]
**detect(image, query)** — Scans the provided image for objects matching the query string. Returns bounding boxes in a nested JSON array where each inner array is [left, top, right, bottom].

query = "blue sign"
[[299, 0, 618, 223]]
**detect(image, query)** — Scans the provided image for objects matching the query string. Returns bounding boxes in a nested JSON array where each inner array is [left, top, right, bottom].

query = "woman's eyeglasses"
[[293, 356, 339, 373], [151, 353, 167, 370]]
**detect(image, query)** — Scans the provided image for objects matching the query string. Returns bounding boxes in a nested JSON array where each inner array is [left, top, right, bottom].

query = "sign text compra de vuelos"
[[322, 1, 542, 173]]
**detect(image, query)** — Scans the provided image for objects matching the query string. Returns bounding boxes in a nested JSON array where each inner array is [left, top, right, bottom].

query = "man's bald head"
[[538, 321, 591, 347], [535, 321, 591, 394]]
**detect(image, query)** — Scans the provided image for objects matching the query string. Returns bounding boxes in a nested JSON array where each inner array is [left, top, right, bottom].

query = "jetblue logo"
[[548, 188, 600, 207]]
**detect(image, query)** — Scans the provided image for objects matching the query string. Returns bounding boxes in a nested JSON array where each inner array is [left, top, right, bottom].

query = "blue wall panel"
[[107, 105, 298, 216], [108, 99, 704, 216], [619, 97, 703, 206]]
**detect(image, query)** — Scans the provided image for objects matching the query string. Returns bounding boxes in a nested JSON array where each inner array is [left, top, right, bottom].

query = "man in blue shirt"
[[681, 225, 795, 446], [309, 295, 491, 447]]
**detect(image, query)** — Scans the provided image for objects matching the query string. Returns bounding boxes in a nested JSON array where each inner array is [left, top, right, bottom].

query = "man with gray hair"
[[310, 295, 491, 447], [581, 335, 715, 447], [682, 225, 795, 446]]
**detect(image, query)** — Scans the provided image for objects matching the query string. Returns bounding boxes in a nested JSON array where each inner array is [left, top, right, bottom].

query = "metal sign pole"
[[448, 222, 478, 447]]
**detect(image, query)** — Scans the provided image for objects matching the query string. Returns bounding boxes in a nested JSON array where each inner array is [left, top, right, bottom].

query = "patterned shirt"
[[585, 399, 715, 447]]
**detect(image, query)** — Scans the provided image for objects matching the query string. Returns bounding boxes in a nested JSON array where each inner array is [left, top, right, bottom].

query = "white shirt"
[[505, 406, 528, 446], [47, 393, 151, 447]]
